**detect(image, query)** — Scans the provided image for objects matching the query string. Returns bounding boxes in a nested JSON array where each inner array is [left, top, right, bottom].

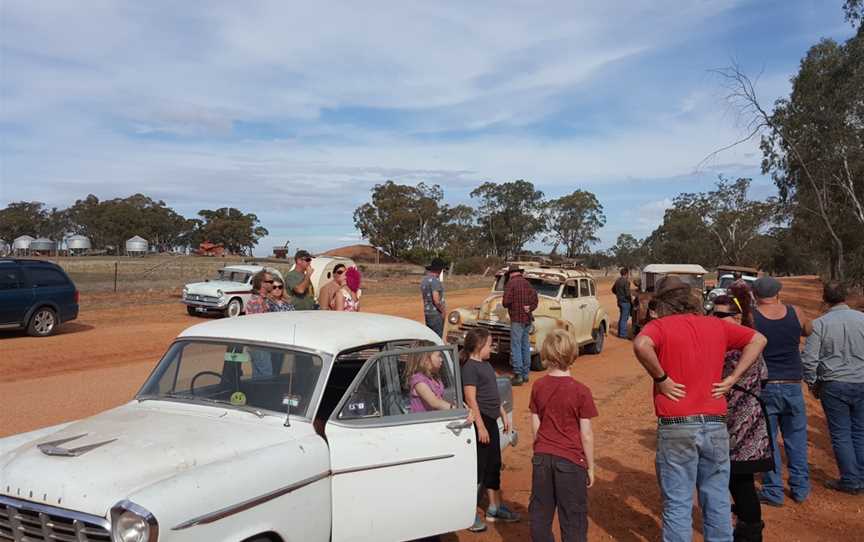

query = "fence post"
[[114, 261, 118, 292]]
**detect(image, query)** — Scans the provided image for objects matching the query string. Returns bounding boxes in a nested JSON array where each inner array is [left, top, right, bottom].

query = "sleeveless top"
[[754, 305, 802, 380], [341, 289, 359, 312]]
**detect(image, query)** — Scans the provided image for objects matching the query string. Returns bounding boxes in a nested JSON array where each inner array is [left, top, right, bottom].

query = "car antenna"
[[283, 363, 294, 427]]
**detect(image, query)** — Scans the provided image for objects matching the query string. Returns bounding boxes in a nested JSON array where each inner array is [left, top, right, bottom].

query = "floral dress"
[[723, 350, 774, 473], [266, 298, 295, 312], [340, 288, 359, 312]]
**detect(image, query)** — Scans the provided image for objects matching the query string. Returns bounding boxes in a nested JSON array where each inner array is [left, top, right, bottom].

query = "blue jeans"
[[510, 322, 531, 378], [656, 422, 732, 542], [617, 301, 631, 338], [820, 381, 864, 490], [425, 312, 444, 337], [760, 383, 810, 503]]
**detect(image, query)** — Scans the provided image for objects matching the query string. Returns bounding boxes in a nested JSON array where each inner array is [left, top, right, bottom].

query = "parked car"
[[181, 265, 284, 317], [707, 265, 759, 300], [632, 263, 708, 335], [443, 264, 609, 371], [0, 258, 79, 337], [0, 312, 515, 542]]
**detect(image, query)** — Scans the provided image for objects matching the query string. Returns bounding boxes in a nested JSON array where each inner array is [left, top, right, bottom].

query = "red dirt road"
[[1, 277, 862, 541]]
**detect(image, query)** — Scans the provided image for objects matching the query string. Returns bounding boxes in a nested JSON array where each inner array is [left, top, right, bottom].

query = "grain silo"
[[66, 234, 92, 256], [30, 238, 56, 255], [12, 235, 34, 256], [125, 235, 149, 256]]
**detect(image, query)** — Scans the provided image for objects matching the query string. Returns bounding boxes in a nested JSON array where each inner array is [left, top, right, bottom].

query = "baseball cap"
[[753, 276, 782, 298], [295, 249, 312, 260]]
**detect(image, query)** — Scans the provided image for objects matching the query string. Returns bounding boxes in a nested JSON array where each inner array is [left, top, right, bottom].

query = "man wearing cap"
[[802, 281, 864, 495], [502, 265, 538, 386], [633, 276, 766, 541], [284, 250, 316, 311], [752, 276, 812, 506], [421, 258, 447, 336]]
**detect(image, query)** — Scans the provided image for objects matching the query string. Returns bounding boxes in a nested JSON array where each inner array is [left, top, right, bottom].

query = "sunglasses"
[[272, 285, 284, 290], [335, 269, 345, 275], [303, 257, 312, 262]]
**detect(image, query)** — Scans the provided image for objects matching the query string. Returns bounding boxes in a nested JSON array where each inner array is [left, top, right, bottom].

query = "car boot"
[[733, 520, 764, 542]]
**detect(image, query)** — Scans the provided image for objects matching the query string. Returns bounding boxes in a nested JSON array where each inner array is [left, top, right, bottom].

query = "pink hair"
[[345, 266, 362, 293]]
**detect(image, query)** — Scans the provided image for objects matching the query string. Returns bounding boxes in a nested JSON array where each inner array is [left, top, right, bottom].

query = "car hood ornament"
[[37, 433, 117, 457]]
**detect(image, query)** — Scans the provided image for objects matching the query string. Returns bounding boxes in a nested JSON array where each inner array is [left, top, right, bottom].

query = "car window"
[[562, 283, 578, 298], [28, 267, 69, 287], [589, 280, 596, 297], [527, 278, 561, 298], [579, 279, 590, 297], [0, 268, 22, 290], [339, 346, 460, 421]]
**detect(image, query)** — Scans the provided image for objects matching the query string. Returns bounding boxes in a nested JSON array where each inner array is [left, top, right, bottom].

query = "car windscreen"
[[718, 276, 734, 289], [493, 275, 561, 297], [138, 340, 324, 418]]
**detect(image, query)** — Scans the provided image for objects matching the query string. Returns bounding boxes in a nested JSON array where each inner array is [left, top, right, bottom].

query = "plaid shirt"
[[245, 294, 268, 315], [502, 275, 538, 324]]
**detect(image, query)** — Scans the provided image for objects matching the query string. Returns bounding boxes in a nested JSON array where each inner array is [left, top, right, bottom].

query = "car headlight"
[[448, 311, 461, 325], [216, 289, 224, 297], [182, 287, 188, 298], [704, 301, 715, 313], [111, 500, 158, 542], [708, 290, 718, 300]]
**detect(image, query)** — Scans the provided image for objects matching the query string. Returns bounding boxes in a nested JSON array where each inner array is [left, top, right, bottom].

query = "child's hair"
[[540, 329, 578, 370], [460, 328, 491, 366], [404, 351, 437, 389]]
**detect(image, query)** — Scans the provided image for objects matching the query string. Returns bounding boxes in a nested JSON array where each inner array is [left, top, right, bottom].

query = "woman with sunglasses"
[[319, 264, 346, 310], [334, 266, 361, 312], [266, 279, 295, 312], [714, 287, 772, 542]]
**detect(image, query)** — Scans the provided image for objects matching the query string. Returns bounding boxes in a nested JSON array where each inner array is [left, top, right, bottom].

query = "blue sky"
[[0, 1, 856, 255]]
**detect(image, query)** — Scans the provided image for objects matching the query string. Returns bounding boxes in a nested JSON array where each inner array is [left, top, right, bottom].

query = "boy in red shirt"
[[633, 277, 766, 542], [529, 329, 598, 542]]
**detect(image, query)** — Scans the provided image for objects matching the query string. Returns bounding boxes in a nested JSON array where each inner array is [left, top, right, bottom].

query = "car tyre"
[[530, 352, 544, 371], [27, 307, 57, 337], [225, 298, 243, 318], [585, 323, 605, 355], [186, 306, 198, 316]]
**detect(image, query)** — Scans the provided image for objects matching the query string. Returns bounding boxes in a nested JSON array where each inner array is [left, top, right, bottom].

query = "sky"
[[0, 1, 856, 255]]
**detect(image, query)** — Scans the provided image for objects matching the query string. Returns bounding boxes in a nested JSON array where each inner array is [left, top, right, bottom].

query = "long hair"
[[403, 351, 439, 390], [345, 266, 362, 293], [728, 282, 755, 328], [251, 270, 271, 293], [460, 328, 491, 366]]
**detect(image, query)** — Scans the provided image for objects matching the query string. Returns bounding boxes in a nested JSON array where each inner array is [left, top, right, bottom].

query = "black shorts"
[[476, 414, 502, 491]]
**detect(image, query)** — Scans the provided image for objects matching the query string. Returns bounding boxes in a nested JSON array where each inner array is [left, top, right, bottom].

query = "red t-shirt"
[[529, 375, 598, 468], [639, 314, 756, 417]]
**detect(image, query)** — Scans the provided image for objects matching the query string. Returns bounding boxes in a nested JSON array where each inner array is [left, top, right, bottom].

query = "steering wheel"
[[189, 370, 224, 395]]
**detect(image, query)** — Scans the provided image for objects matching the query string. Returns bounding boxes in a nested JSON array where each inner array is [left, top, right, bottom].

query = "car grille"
[[0, 496, 110, 542], [185, 294, 219, 303], [452, 321, 513, 353]]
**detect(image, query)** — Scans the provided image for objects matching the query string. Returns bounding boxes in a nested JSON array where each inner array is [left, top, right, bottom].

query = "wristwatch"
[[653, 373, 668, 384]]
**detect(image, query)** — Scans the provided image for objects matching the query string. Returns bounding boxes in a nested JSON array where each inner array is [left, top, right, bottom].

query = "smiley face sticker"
[[229, 391, 247, 406]]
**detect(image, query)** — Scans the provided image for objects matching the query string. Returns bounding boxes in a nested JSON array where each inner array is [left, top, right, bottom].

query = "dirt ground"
[[1, 276, 863, 541]]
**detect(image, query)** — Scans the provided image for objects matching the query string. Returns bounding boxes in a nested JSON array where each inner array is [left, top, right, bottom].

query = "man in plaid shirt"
[[503, 265, 538, 385]]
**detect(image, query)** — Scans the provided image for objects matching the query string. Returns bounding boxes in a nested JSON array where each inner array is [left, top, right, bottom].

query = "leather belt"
[[658, 415, 727, 426]]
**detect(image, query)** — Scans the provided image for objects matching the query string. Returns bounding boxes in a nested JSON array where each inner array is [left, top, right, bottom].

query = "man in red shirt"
[[633, 277, 766, 542], [502, 265, 538, 386]]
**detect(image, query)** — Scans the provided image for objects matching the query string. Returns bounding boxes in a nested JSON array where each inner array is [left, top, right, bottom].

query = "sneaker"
[[486, 505, 521, 522], [468, 515, 487, 532], [824, 479, 860, 495], [510, 375, 524, 386]]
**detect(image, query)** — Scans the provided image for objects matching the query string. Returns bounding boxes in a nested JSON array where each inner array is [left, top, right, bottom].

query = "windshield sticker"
[[224, 352, 250, 363], [282, 394, 301, 408], [230, 391, 247, 406]]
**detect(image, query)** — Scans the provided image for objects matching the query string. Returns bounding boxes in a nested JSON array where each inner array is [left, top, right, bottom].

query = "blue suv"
[[0, 259, 79, 336]]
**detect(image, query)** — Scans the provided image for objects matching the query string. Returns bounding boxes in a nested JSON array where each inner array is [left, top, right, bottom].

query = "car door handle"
[[579, 304, 587, 309], [446, 419, 473, 435]]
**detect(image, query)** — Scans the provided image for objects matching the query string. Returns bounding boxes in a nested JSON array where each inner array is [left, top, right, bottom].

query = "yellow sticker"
[[229, 392, 247, 406]]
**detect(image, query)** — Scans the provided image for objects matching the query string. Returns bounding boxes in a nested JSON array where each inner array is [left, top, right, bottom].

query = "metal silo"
[[12, 235, 34, 255], [125, 235, 149, 256], [67, 234, 92, 255], [30, 237, 56, 255]]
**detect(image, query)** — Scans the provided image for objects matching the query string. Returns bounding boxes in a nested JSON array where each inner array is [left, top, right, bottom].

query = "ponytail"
[[460, 328, 491, 366]]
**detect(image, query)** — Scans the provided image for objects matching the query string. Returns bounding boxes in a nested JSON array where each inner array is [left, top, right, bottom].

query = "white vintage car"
[[0, 312, 516, 542], [181, 265, 284, 317]]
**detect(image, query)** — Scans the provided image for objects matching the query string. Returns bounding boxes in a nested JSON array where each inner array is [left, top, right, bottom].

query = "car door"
[[0, 266, 31, 325], [560, 280, 581, 332], [325, 345, 476, 542], [575, 279, 596, 343]]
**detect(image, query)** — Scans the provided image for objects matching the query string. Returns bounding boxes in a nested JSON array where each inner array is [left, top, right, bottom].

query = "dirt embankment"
[[1, 276, 862, 541]]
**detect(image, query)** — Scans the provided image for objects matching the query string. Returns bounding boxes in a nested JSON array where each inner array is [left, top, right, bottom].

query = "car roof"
[[496, 266, 593, 281], [716, 265, 759, 274], [642, 264, 708, 274], [221, 265, 269, 273], [0, 258, 62, 267], [178, 311, 443, 354]]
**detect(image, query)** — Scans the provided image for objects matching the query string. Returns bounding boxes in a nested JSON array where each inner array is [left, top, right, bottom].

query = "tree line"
[[353, 180, 605, 263], [0, 194, 268, 255]]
